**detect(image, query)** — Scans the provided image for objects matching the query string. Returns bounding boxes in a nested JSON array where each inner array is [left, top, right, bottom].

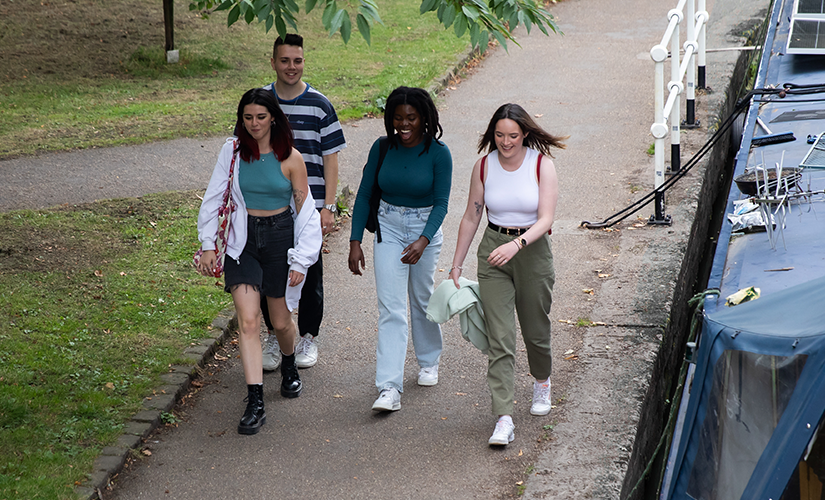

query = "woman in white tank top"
[[449, 103, 567, 447]]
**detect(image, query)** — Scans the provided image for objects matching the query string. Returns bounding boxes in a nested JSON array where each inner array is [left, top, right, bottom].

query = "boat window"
[[686, 350, 807, 500]]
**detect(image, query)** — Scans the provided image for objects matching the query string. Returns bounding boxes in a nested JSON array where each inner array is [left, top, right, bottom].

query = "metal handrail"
[[649, 0, 709, 224]]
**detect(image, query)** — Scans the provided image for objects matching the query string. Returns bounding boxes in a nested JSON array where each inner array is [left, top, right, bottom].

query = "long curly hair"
[[383, 86, 443, 154], [233, 88, 294, 163], [478, 103, 568, 158]]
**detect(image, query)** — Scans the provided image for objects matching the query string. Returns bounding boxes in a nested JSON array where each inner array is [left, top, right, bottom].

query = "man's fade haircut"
[[383, 86, 443, 155], [273, 33, 304, 58]]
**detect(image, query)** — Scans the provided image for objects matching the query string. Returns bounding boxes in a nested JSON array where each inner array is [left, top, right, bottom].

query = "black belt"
[[488, 221, 529, 236]]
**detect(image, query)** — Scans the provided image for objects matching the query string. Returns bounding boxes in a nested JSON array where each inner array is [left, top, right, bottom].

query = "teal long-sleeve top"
[[350, 137, 452, 243]]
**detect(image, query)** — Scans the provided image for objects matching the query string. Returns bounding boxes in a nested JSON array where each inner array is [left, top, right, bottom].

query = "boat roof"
[[705, 0, 825, 315]]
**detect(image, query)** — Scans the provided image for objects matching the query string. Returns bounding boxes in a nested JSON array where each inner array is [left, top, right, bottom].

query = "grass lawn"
[[0, 0, 471, 159], [0, 0, 474, 497]]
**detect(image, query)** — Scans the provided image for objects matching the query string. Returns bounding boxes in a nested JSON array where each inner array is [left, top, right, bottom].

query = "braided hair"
[[383, 86, 443, 154]]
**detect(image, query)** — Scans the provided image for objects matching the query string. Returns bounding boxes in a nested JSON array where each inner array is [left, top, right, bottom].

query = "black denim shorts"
[[224, 210, 293, 298]]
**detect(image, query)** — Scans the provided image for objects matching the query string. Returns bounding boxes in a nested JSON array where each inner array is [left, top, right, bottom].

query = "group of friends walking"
[[196, 33, 566, 447]]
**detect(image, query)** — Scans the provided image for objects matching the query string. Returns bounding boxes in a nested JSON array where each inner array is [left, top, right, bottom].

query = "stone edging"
[[74, 308, 237, 500]]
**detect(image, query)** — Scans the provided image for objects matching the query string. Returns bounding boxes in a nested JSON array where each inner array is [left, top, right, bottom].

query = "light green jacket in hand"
[[426, 277, 488, 354]]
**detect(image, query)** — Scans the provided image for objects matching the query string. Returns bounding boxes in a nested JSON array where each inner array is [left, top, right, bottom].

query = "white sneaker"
[[371, 388, 401, 412], [294, 334, 318, 368], [417, 365, 439, 386], [261, 332, 281, 372], [488, 418, 515, 446], [530, 379, 552, 416]]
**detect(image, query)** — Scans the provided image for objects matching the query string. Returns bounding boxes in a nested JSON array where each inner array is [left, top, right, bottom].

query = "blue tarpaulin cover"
[[667, 275, 825, 499]]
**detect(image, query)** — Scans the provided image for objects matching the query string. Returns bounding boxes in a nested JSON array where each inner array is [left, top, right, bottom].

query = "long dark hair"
[[383, 86, 442, 154], [234, 88, 293, 163], [478, 103, 568, 157]]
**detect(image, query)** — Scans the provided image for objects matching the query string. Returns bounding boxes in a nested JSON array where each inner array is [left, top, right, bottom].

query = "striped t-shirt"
[[262, 82, 347, 209]]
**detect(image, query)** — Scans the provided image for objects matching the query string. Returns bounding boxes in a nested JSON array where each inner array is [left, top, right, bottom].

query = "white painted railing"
[[649, 0, 708, 224]]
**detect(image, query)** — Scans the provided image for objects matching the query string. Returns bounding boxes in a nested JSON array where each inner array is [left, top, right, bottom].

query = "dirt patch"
[[0, 191, 197, 274]]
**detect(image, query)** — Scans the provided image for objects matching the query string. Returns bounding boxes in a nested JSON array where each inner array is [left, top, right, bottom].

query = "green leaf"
[[283, 0, 300, 14], [461, 4, 480, 21], [322, 0, 337, 27], [453, 12, 468, 38], [356, 13, 371, 45], [340, 12, 352, 43], [276, 15, 287, 37], [491, 28, 508, 50], [359, 0, 382, 23], [306, 0, 318, 12], [244, 5, 255, 23], [329, 8, 346, 36], [227, 4, 241, 26], [420, 0, 438, 15], [216, 0, 234, 11], [440, 3, 456, 29], [284, 10, 298, 29], [469, 21, 480, 47], [265, 14, 274, 32]]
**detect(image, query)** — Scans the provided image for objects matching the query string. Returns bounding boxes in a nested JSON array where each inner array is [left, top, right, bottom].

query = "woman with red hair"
[[197, 88, 321, 435]]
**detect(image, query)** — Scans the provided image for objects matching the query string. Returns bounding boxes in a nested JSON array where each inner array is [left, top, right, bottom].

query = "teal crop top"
[[238, 152, 293, 210]]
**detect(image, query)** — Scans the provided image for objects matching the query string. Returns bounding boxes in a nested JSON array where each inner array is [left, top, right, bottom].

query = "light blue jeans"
[[373, 200, 443, 392]]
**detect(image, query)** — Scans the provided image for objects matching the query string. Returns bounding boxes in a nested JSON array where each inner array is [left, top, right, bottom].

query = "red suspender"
[[480, 155, 487, 183]]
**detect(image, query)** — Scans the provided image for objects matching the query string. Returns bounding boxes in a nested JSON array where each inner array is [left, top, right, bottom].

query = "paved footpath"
[[0, 0, 761, 497]]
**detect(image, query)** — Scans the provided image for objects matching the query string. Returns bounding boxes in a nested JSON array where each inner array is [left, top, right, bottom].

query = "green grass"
[[0, 0, 470, 159], [0, 192, 231, 498]]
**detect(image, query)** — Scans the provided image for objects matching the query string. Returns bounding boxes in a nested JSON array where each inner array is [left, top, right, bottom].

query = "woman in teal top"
[[348, 86, 452, 412]]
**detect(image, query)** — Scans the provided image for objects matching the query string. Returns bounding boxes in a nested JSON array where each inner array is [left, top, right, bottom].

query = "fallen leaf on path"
[[518, 450, 523, 457], [582, 288, 594, 295], [333, 394, 343, 398], [563, 349, 574, 355], [455, 392, 467, 395], [598, 273, 610, 278], [214, 354, 228, 361], [564, 354, 579, 360], [142, 450, 152, 456]]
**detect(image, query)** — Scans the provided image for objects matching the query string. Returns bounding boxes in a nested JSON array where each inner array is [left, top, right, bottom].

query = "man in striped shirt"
[[260, 33, 347, 372]]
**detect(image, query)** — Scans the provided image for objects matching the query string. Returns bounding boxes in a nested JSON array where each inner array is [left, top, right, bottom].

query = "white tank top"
[[484, 148, 540, 227]]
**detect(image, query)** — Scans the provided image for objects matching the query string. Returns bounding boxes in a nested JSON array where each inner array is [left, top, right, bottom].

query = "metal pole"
[[684, 0, 699, 128], [650, 45, 672, 225], [697, 0, 707, 89], [671, 15, 681, 173]]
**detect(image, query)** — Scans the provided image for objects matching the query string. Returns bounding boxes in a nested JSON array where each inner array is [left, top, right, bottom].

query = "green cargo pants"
[[477, 226, 555, 416]]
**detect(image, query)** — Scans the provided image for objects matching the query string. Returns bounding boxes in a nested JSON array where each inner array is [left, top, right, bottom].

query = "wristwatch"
[[519, 237, 528, 248], [324, 203, 338, 214]]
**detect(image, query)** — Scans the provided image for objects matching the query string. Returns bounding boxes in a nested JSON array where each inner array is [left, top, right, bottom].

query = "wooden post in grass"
[[163, 0, 179, 63]]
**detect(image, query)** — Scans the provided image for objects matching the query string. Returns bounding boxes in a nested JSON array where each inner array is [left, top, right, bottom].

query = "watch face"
[[520, 238, 527, 247]]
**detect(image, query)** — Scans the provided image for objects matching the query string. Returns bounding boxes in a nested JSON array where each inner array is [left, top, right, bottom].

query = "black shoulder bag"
[[364, 136, 390, 243]]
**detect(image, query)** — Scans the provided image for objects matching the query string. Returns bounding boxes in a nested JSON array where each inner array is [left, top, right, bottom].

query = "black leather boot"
[[280, 353, 302, 398], [238, 384, 266, 435]]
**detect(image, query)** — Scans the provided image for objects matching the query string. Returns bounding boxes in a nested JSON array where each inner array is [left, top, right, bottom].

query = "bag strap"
[[480, 154, 488, 183], [536, 153, 542, 183], [376, 136, 389, 176]]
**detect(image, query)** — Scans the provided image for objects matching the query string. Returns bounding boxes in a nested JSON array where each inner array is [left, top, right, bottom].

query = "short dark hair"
[[477, 103, 568, 157], [383, 86, 443, 154], [273, 33, 304, 58], [234, 88, 294, 162]]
